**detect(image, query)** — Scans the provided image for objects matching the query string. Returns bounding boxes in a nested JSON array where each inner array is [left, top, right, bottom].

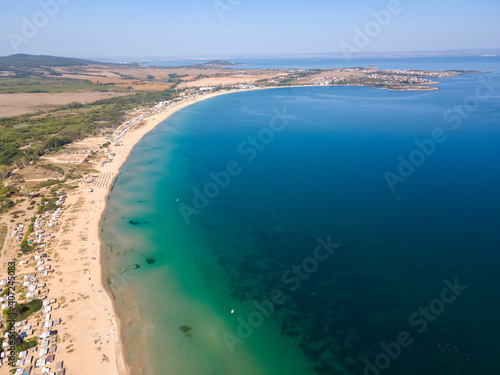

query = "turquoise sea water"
[[102, 59, 500, 375]]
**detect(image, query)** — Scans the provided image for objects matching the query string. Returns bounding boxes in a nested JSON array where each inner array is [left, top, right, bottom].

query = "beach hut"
[[23, 366, 32, 375], [39, 348, 49, 357], [46, 354, 55, 363], [35, 357, 46, 367], [48, 346, 57, 354], [56, 361, 63, 370], [56, 369, 65, 375]]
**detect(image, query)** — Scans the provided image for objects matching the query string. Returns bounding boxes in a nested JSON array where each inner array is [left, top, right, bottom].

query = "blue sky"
[[0, 0, 499, 59]]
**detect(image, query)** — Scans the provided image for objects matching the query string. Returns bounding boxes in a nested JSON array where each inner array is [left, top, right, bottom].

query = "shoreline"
[[91, 89, 253, 374]]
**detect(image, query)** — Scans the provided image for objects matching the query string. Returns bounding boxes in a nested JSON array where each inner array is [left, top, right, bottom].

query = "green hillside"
[[0, 54, 103, 70]]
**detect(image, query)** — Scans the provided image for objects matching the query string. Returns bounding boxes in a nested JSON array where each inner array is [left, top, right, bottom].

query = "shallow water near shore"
[[102, 62, 500, 374]]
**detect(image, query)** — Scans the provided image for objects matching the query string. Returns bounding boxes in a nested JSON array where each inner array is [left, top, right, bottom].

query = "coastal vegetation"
[[37, 197, 58, 214], [26, 217, 35, 236], [0, 184, 16, 213], [20, 238, 32, 253], [0, 223, 7, 247], [2, 299, 43, 333], [13, 337, 38, 353], [0, 76, 126, 94], [0, 89, 176, 167]]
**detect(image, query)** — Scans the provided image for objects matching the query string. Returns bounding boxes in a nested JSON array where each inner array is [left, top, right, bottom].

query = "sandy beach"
[[0, 89, 246, 375]]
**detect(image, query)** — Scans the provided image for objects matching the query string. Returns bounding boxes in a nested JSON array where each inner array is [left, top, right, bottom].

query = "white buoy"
[[231, 309, 234, 314]]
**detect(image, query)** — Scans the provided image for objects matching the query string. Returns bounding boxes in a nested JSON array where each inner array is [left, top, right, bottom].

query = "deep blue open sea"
[[102, 57, 500, 374]]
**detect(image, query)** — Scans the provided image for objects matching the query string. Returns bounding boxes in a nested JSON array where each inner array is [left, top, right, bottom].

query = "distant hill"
[[0, 54, 104, 70]]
